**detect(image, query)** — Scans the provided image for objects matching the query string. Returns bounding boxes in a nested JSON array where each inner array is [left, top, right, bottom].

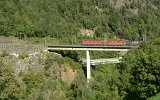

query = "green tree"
[[88, 64, 122, 100], [0, 59, 23, 99], [119, 38, 160, 99], [23, 72, 44, 94]]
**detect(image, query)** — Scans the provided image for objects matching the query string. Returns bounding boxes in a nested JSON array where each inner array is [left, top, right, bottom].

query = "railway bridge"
[[48, 45, 138, 82]]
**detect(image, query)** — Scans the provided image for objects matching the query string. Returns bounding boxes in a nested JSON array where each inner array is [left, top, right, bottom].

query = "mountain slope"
[[0, 0, 160, 40]]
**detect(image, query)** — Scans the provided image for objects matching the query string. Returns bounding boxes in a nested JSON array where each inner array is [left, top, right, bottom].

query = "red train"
[[81, 40, 142, 46]]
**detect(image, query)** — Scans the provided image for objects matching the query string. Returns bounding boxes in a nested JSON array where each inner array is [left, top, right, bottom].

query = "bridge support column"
[[86, 50, 91, 82]]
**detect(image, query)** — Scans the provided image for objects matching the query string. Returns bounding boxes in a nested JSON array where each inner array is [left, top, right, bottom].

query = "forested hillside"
[[1, 0, 160, 100], [1, 38, 160, 100], [0, 0, 160, 40]]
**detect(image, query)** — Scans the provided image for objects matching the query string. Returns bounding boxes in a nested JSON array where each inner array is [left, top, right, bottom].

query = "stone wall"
[[0, 44, 47, 54], [0, 37, 47, 54]]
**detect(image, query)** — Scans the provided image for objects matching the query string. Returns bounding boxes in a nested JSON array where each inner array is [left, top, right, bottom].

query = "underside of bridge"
[[47, 45, 133, 82]]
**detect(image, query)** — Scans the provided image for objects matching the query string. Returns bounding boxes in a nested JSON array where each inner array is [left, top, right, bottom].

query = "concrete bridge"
[[48, 45, 135, 51], [48, 45, 137, 82]]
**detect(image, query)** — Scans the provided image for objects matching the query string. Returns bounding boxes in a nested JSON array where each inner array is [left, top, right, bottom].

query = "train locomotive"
[[81, 40, 142, 46]]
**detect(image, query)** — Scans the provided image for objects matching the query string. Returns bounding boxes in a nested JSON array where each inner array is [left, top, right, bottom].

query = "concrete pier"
[[86, 50, 91, 82]]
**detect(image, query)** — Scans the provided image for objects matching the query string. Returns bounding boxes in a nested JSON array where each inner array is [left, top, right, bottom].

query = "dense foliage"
[[89, 64, 122, 100], [0, 38, 160, 99], [0, 0, 160, 100], [119, 38, 160, 99], [0, 0, 160, 41], [0, 60, 24, 99]]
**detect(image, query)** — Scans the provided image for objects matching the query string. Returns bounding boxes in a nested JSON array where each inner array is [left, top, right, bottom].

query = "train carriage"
[[81, 41, 103, 45], [81, 40, 142, 46]]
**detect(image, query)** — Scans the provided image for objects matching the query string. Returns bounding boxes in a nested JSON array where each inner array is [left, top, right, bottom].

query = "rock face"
[[2, 52, 46, 75], [109, 0, 157, 15], [110, 0, 126, 9], [80, 28, 95, 37], [0, 36, 77, 83], [2, 51, 77, 84], [61, 65, 77, 84]]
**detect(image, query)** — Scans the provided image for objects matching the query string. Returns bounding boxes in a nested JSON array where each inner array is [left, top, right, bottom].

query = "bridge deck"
[[48, 45, 137, 48], [48, 45, 137, 51]]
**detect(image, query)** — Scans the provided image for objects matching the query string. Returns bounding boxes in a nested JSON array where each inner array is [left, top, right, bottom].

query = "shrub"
[[19, 52, 28, 59]]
